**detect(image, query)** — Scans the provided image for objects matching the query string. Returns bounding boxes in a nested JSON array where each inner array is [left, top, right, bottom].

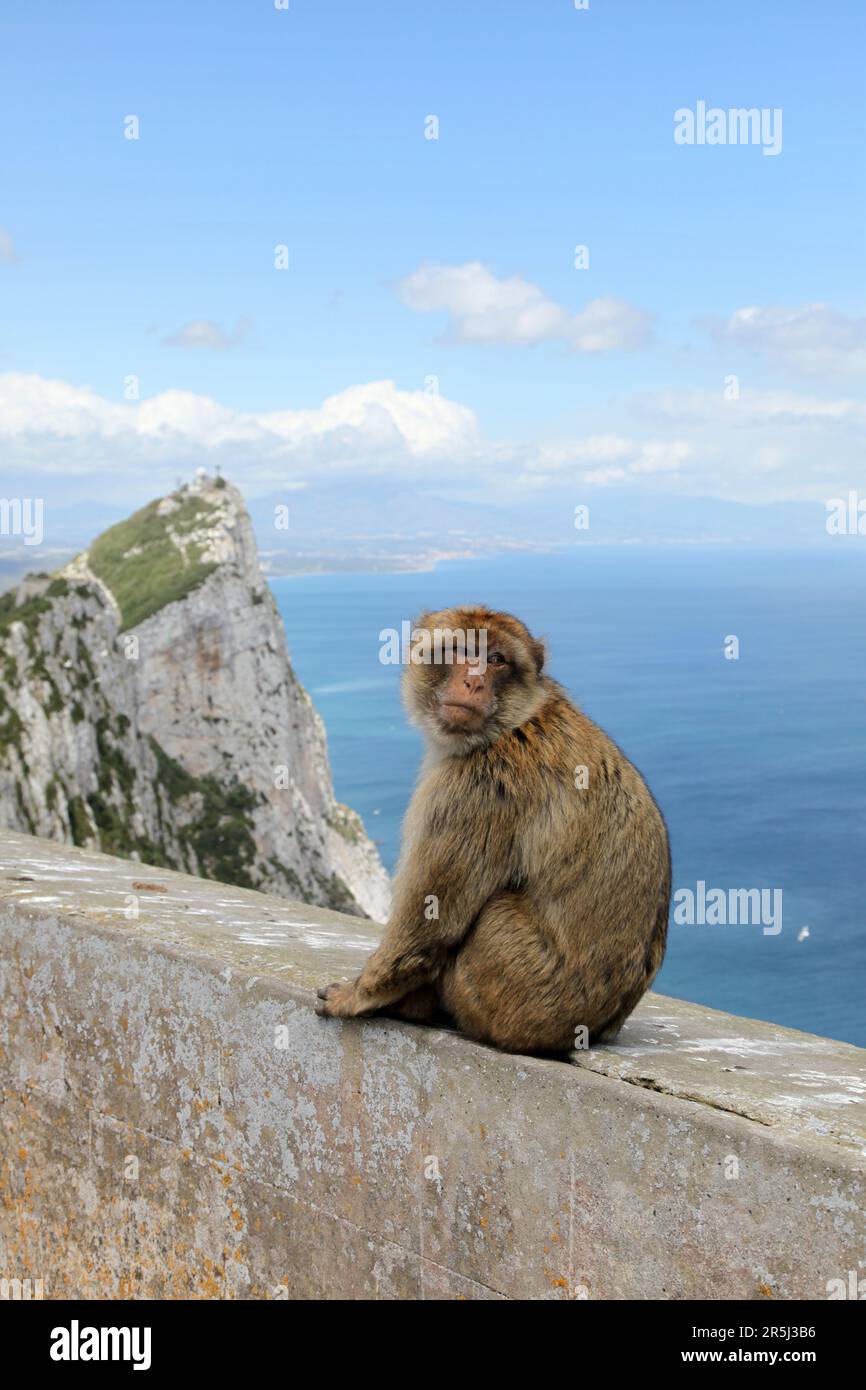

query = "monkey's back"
[[490, 684, 671, 1029]]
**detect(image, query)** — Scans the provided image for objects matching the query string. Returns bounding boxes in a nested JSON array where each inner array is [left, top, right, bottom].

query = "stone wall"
[[0, 827, 863, 1300]]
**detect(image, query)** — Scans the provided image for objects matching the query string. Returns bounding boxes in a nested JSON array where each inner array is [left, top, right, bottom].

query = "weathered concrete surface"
[[0, 827, 863, 1301]]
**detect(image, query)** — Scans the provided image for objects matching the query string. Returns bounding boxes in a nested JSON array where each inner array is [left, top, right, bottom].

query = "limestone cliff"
[[0, 473, 390, 920]]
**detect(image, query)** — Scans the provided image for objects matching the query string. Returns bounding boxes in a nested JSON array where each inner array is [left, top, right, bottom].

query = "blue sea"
[[273, 547, 866, 1047]]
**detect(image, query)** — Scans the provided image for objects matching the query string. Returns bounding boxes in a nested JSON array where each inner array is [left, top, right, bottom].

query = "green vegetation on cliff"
[[88, 493, 218, 631], [0, 589, 52, 654], [149, 736, 259, 888]]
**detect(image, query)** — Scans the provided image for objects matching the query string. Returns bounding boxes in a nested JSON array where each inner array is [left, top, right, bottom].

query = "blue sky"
[[1, 0, 864, 519]]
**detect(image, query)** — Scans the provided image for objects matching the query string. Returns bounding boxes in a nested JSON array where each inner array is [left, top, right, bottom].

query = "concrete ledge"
[[0, 827, 863, 1300]]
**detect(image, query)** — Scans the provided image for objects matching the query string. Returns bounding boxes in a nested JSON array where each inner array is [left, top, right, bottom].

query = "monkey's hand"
[[315, 978, 374, 1019]]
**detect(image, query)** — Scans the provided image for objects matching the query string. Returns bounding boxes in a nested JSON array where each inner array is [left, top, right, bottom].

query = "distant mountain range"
[[0, 477, 839, 592]]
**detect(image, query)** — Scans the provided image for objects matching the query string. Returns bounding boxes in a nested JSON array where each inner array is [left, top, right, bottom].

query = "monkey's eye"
[[487, 652, 507, 666]]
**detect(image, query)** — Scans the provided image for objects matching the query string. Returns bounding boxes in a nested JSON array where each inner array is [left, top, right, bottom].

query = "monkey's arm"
[[316, 785, 514, 1018]]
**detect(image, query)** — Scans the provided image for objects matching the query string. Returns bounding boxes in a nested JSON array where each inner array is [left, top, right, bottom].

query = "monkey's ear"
[[531, 638, 546, 675]]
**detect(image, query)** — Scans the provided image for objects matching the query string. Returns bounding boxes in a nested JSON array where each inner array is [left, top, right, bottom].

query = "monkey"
[[316, 605, 670, 1055]]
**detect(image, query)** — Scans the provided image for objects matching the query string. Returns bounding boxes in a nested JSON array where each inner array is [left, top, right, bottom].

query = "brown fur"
[[316, 605, 670, 1054]]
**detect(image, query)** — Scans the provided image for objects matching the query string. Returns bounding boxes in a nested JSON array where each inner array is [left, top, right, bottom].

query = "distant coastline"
[[0, 527, 844, 595], [259, 538, 565, 579], [260, 533, 838, 581]]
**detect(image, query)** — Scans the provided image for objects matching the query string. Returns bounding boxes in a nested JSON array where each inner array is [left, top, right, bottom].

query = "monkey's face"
[[403, 606, 546, 751]]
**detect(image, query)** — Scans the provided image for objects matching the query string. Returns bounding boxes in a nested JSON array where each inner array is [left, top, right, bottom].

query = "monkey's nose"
[[463, 673, 485, 695]]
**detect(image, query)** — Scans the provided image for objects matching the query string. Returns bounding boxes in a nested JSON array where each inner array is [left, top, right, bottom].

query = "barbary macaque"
[[317, 606, 670, 1053]]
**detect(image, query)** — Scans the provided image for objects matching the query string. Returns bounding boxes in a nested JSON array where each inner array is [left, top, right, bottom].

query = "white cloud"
[[525, 435, 692, 487], [646, 386, 866, 425], [0, 227, 19, 264], [705, 303, 866, 378], [163, 316, 253, 350], [0, 374, 479, 480], [613, 387, 866, 502], [630, 439, 693, 474], [510, 384, 865, 501], [582, 466, 628, 486], [527, 435, 633, 470], [397, 261, 652, 351], [1, 373, 862, 508]]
